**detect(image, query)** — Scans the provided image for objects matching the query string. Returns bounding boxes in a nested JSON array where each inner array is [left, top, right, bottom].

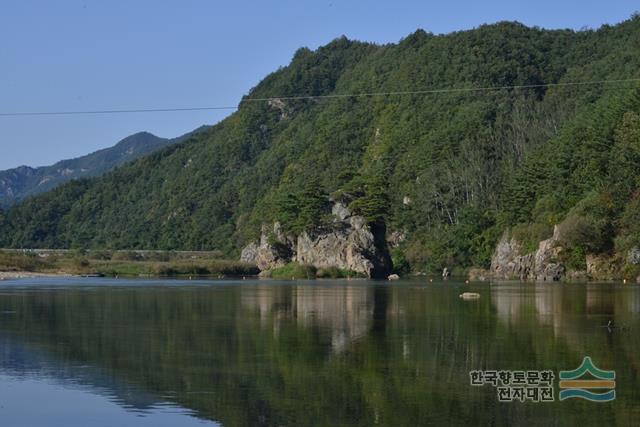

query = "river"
[[0, 277, 638, 426]]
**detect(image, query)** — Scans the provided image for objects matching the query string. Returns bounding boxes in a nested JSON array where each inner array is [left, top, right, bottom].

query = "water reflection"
[[241, 285, 375, 352], [0, 279, 637, 426]]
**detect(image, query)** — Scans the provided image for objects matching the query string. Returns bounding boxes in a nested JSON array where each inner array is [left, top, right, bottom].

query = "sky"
[[1, 0, 637, 170]]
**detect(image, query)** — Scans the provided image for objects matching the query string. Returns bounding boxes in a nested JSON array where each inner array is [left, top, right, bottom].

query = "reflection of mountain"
[[0, 333, 184, 414], [241, 285, 373, 352], [0, 282, 637, 426]]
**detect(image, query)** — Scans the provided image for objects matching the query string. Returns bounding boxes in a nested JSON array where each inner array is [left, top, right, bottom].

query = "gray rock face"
[[586, 254, 599, 275], [240, 202, 392, 278], [490, 233, 534, 280], [533, 226, 565, 281], [239, 242, 258, 263], [387, 229, 406, 248], [628, 247, 640, 265], [331, 202, 351, 221], [252, 223, 294, 271], [490, 226, 565, 281], [237, 223, 294, 270]]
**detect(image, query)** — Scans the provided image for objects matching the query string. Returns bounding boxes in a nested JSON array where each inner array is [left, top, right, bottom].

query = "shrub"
[[558, 213, 613, 256], [511, 222, 553, 254], [562, 246, 587, 271], [90, 250, 113, 260], [390, 248, 411, 275], [270, 263, 317, 279], [557, 193, 614, 254], [403, 239, 432, 273], [0, 251, 52, 272], [315, 266, 362, 278], [112, 251, 143, 261], [615, 195, 640, 252]]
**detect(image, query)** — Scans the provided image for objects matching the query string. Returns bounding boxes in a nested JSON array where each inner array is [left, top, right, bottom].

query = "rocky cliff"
[[240, 202, 392, 278], [490, 225, 565, 281]]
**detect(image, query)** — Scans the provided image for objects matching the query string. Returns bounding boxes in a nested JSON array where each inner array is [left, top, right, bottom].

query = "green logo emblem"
[[559, 357, 615, 402]]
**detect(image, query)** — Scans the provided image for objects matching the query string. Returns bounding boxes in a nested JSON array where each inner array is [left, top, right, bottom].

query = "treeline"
[[1, 16, 640, 274]]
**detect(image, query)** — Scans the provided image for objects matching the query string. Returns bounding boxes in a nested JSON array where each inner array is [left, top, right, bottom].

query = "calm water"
[[0, 277, 638, 426]]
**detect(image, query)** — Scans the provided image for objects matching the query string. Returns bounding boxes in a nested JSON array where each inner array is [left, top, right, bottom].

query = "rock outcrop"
[[490, 226, 565, 281], [490, 233, 533, 280], [239, 242, 258, 263], [240, 223, 294, 271], [585, 254, 618, 280], [387, 229, 406, 248], [240, 202, 392, 278]]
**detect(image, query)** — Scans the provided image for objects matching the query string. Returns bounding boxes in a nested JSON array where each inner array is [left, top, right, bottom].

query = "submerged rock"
[[459, 292, 480, 299]]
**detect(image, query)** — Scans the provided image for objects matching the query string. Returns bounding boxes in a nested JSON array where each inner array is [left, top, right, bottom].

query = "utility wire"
[[0, 106, 238, 117], [1, 77, 639, 117]]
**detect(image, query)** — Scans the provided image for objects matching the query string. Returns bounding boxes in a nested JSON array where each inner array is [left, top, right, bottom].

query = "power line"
[[242, 78, 640, 101], [0, 106, 238, 117], [1, 77, 639, 117]]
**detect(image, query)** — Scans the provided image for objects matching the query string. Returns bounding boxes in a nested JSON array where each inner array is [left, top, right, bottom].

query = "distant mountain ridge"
[[0, 127, 208, 207]]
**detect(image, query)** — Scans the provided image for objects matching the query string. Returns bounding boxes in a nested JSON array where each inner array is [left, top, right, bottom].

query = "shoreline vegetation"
[[0, 249, 258, 280], [0, 249, 635, 283], [267, 263, 364, 279], [0, 249, 366, 280]]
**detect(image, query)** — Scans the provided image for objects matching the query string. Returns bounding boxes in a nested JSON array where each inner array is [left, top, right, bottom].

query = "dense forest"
[[1, 16, 640, 274]]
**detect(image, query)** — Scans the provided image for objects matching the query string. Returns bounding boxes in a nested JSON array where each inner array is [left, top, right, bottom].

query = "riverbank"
[[0, 271, 71, 280], [0, 250, 259, 279]]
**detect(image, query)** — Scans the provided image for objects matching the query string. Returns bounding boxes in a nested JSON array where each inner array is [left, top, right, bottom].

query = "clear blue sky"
[[1, 0, 637, 170]]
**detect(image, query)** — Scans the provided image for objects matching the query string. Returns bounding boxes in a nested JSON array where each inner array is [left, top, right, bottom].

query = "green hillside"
[[1, 17, 640, 275]]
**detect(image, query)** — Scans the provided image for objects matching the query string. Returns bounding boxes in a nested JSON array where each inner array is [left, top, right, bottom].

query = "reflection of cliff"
[[491, 286, 529, 325], [627, 290, 640, 314], [241, 285, 374, 352], [490, 284, 622, 351]]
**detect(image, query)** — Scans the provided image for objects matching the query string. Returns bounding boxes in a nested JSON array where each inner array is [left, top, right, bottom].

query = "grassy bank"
[[0, 250, 258, 278]]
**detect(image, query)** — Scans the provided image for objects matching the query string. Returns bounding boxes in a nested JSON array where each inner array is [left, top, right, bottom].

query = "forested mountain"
[[1, 16, 640, 275], [0, 127, 208, 207]]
